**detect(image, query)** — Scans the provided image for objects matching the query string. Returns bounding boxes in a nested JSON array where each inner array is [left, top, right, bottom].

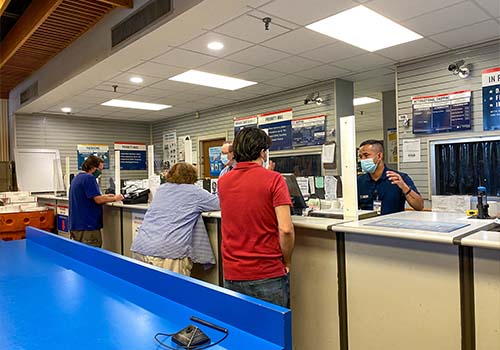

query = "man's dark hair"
[[82, 155, 104, 172], [359, 139, 384, 153], [233, 127, 272, 162]]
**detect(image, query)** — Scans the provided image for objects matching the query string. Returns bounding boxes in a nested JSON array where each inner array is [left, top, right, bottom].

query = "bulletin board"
[[14, 148, 65, 193]]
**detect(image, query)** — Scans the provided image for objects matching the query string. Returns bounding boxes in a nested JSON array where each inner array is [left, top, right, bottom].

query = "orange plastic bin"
[[0, 210, 55, 241]]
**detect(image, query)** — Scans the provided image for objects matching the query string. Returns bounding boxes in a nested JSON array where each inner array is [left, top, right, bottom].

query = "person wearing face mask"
[[217, 127, 295, 308], [69, 155, 124, 247], [357, 140, 424, 215], [219, 141, 236, 178]]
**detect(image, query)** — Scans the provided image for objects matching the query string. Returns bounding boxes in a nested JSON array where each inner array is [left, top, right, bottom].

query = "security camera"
[[448, 60, 471, 78], [448, 60, 464, 73], [304, 92, 323, 105]]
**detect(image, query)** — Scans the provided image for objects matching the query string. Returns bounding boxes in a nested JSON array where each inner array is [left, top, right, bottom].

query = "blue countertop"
[[0, 228, 290, 350]]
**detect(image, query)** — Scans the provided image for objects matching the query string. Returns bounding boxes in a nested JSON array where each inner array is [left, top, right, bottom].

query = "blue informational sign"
[[77, 144, 110, 169], [115, 143, 147, 171], [258, 109, 293, 151], [209, 146, 223, 177], [412, 90, 471, 134], [482, 67, 500, 131], [292, 115, 326, 147], [120, 151, 147, 170], [57, 215, 69, 233], [260, 120, 293, 151]]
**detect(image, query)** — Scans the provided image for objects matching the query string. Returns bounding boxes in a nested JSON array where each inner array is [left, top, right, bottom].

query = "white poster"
[[162, 131, 177, 168], [402, 139, 421, 162], [324, 175, 338, 200], [321, 143, 335, 164], [131, 212, 145, 240], [296, 177, 309, 197], [177, 136, 186, 162]]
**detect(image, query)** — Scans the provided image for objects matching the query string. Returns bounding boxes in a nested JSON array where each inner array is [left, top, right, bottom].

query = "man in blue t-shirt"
[[69, 155, 123, 247], [357, 140, 424, 215]]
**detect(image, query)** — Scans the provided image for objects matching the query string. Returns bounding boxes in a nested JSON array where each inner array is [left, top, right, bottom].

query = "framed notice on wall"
[[412, 90, 471, 134], [482, 67, 500, 131]]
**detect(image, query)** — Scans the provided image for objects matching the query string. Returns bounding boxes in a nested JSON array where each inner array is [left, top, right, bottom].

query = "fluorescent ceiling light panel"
[[101, 99, 171, 111], [353, 97, 380, 106], [60, 107, 72, 113], [306, 5, 422, 52], [169, 70, 257, 90], [207, 41, 224, 50], [129, 76, 144, 84]]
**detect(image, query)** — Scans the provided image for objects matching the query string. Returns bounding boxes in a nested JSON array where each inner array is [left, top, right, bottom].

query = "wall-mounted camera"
[[448, 60, 472, 79], [304, 92, 323, 105]]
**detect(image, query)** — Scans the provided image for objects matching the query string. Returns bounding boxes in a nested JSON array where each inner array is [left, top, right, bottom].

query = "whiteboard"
[[14, 148, 65, 193]]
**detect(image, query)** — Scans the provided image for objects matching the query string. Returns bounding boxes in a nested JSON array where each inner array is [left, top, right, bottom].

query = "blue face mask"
[[360, 158, 377, 173], [220, 154, 229, 165]]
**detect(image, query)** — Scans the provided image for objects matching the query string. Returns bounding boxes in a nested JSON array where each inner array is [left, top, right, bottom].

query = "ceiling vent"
[[20, 81, 38, 105], [112, 0, 172, 47]]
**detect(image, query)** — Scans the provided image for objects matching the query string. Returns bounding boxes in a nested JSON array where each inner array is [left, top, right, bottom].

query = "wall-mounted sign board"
[[412, 90, 471, 134], [482, 67, 500, 131]]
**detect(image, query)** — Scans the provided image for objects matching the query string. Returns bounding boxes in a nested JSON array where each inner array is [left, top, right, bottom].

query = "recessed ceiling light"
[[353, 97, 380, 106], [61, 107, 72, 113], [101, 99, 171, 111], [207, 41, 224, 50], [306, 5, 422, 52], [169, 70, 257, 90], [129, 76, 144, 84]]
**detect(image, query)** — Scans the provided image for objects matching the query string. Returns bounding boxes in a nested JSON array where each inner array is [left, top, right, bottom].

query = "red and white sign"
[[114, 142, 146, 151], [258, 108, 293, 125]]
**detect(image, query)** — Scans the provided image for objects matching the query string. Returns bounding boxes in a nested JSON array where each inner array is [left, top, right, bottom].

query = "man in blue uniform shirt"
[[357, 140, 424, 215]]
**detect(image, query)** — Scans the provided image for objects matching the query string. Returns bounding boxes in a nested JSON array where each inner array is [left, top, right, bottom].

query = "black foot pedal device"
[[172, 325, 210, 347]]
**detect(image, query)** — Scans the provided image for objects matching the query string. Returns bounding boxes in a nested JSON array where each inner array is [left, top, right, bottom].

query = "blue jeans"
[[224, 274, 290, 308]]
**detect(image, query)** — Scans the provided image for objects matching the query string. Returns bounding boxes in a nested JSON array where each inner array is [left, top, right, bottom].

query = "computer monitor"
[[282, 174, 307, 215]]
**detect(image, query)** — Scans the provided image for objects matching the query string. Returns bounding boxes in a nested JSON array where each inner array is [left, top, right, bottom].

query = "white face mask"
[[262, 149, 269, 169], [360, 158, 377, 173], [220, 153, 229, 165]]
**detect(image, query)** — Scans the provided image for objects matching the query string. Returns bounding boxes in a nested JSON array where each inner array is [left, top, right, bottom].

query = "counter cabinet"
[[37, 196, 500, 350]]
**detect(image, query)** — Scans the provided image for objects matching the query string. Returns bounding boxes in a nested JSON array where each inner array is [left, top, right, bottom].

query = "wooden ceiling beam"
[[0, 0, 63, 69], [0, 0, 11, 17], [97, 0, 132, 8]]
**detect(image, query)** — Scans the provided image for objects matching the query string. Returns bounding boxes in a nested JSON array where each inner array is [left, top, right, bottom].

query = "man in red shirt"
[[218, 127, 295, 308]]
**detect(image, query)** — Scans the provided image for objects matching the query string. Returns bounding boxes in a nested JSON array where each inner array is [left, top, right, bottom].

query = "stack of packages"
[[0, 192, 46, 213]]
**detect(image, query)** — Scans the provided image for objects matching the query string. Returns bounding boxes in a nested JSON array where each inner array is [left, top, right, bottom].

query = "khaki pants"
[[70, 230, 102, 248], [132, 252, 193, 276]]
